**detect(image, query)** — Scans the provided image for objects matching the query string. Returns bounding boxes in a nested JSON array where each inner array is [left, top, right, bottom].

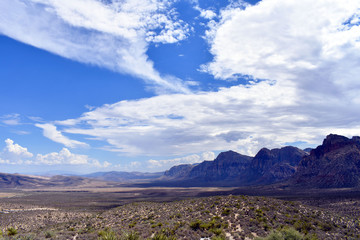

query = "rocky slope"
[[163, 147, 307, 186], [292, 134, 360, 188], [249, 146, 307, 184]]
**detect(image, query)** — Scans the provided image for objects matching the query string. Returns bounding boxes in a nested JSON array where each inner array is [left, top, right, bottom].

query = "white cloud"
[[0, 0, 190, 93], [35, 147, 109, 167], [1, 114, 21, 126], [3, 138, 33, 158], [0, 138, 109, 168], [54, 81, 305, 156], [43, 0, 360, 158], [147, 151, 215, 170], [35, 123, 89, 148], [0, 138, 33, 164], [204, 0, 360, 89]]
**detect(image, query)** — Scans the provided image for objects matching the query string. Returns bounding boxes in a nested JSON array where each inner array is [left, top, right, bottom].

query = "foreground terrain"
[[0, 187, 360, 239]]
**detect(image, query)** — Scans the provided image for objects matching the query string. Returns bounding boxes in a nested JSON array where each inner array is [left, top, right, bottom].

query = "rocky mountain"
[[163, 164, 195, 179], [187, 150, 252, 182], [292, 134, 360, 188], [249, 146, 307, 184], [162, 147, 307, 186]]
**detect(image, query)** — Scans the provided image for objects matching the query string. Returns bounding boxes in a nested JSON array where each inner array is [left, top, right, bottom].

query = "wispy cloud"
[[35, 123, 89, 148], [0, 0, 190, 93], [0, 114, 21, 126]]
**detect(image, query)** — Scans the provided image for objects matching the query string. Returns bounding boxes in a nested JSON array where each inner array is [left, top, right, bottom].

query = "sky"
[[0, 0, 360, 174]]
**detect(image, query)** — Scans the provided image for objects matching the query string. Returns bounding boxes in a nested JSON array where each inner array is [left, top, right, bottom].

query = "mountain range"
[[1, 134, 360, 189]]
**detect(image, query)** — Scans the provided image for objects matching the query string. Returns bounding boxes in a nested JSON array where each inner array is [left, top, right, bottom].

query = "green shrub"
[[221, 208, 231, 216], [189, 219, 202, 230], [212, 235, 226, 240], [7, 227, 18, 236], [152, 232, 176, 240], [255, 227, 304, 240], [129, 221, 137, 228], [120, 231, 140, 240], [98, 228, 119, 240], [210, 228, 223, 236]]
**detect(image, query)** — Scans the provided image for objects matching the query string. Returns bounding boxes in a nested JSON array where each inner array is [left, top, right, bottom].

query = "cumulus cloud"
[[0, 139, 33, 165], [35, 123, 88, 148], [1, 138, 34, 164], [0, 0, 190, 93], [0, 138, 109, 168], [147, 151, 215, 170], [43, 0, 360, 158], [35, 148, 110, 167], [204, 0, 360, 90]]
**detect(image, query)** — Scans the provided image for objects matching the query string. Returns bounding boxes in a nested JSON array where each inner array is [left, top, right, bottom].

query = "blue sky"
[[0, 0, 360, 174]]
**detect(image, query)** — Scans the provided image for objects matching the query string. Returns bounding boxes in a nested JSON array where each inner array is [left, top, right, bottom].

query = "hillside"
[[161, 147, 307, 186], [84, 171, 163, 182], [292, 134, 360, 188], [0, 194, 359, 239], [0, 173, 115, 189]]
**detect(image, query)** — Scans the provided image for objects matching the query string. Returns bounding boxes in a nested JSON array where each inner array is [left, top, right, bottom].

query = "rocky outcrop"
[[188, 151, 252, 182], [249, 146, 307, 184], [161, 147, 307, 186], [163, 164, 195, 179], [292, 134, 360, 188]]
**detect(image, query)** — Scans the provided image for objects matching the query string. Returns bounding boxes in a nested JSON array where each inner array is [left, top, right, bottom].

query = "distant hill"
[[83, 171, 163, 182], [0, 173, 113, 188], [292, 134, 360, 188]]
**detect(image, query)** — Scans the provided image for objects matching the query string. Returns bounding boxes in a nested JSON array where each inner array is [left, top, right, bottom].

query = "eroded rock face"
[[163, 164, 195, 179], [293, 134, 360, 188], [162, 147, 307, 186], [244, 146, 307, 185], [188, 151, 252, 182]]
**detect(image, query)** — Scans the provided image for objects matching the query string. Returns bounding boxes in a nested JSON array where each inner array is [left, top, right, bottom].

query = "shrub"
[[319, 222, 333, 232], [255, 227, 304, 240], [7, 227, 18, 236], [98, 228, 119, 240], [189, 219, 202, 230], [44, 230, 55, 238], [152, 232, 176, 240], [120, 231, 140, 240], [221, 208, 231, 216]]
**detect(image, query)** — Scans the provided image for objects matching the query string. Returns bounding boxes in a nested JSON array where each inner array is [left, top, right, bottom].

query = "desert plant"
[[120, 231, 140, 240], [152, 232, 176, 240], [255, 227, 304, 240], [44, 230, 55, 238], [98, 228, 119, 240], [189, 219, 202, 230], [7, 227, 18, 236], [221, 208, 231, 216]]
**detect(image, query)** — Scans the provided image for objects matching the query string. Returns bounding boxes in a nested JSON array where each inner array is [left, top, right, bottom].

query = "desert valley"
[[1, 134, 360, 239]]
